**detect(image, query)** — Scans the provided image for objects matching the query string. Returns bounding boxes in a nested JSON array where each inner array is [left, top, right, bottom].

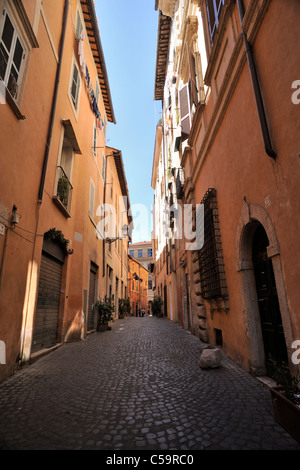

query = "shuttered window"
[[206, 0, 225, 44], [187, 45, 198, 106], [179, 83, 191, 141], [70, 61, 80, 110], [93, 124, 97, 156]]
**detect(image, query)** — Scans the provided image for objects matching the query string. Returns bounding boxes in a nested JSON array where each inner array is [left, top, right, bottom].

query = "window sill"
[[6, 90, 26, 120], [52, 196, 71, 218]]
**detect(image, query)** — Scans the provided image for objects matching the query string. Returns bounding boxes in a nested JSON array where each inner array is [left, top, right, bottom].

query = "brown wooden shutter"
[[187, 45, 198, 106], [179, 83, 191, 141]]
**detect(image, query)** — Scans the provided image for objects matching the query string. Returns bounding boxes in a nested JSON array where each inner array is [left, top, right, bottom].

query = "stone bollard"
[[199, 348, 222, 369]]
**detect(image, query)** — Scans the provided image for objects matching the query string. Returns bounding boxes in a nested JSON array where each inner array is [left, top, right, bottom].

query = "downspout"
[[236, 0, 276, 159], [38, 0, 69, 201]]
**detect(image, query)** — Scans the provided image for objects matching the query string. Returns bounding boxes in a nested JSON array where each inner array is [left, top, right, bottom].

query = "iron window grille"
[[197, 188, 227, 300]]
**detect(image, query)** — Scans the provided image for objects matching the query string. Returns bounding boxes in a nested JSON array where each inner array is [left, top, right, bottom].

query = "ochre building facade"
[[152, 0, 300, 379]]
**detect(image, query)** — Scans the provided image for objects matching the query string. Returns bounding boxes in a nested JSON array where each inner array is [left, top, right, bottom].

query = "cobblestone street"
[[0, 316, 299, 452]]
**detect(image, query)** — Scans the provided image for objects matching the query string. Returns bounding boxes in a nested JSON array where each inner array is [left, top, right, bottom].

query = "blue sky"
[[95, 0, 162, 243]]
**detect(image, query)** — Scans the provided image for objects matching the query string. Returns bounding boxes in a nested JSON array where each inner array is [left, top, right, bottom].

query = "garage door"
[[31, 252, 63, 353]]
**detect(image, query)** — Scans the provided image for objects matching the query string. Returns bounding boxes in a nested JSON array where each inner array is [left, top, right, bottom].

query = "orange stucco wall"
[[0, 0, 121, 382]]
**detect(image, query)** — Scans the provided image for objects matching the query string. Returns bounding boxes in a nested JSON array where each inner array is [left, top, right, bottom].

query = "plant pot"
[[97, 323, 108, 332], [270, 386, 300, 443]]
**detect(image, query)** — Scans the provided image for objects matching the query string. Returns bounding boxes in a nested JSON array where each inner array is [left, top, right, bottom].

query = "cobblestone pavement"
[[0, 316, 299, 451]]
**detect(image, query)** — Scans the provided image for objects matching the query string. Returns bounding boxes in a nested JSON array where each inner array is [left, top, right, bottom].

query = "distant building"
[[127, 254, 149, 316], [128, 241, 155, 304]]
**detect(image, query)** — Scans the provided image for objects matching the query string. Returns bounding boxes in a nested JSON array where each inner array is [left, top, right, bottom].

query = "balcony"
[[53, 166, 73, 218], [176, 168, 185, 200]]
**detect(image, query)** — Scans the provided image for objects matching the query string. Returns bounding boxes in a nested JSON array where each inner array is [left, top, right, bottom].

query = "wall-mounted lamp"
[[105, 224, 128, 244]]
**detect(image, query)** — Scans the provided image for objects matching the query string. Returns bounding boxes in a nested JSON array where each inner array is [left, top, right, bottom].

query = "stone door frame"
[[236, 201, 294, 376]]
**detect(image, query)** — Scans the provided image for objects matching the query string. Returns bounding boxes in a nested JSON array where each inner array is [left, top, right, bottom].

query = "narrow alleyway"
[[0, 316, 299, 452]]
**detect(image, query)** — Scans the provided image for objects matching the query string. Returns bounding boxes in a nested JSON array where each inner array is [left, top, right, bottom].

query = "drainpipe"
[[38, 0, 69, 201], [236, 0, 276, 159]]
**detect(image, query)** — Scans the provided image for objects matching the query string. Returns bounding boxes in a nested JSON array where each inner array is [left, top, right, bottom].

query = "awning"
[[62, 119, 82, 154]]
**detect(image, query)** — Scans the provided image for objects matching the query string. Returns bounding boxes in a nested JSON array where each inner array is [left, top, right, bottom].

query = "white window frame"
[[93, 123, 97, 157], [69, 57, 81, 114], [0, 7, 26, 101], [95, 80, 100, 104], [101, 152, 106, 181], [75, 9, 83, 39], [0, 0, 38, 114], [89, 179, 95, 218], [206, 0, 225, 44]]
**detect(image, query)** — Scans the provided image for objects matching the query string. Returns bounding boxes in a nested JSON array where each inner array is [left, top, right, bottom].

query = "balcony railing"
[[53, 166, 73, 216], [176, 168, 185, 199]]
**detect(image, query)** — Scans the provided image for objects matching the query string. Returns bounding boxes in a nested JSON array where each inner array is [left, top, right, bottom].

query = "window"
[[101, 153, 106, 180], [148, 249, 152, 257], [53, 120, 81, 216], [129, 250, 134, 257], [76, 11, 83, 39], [95, 80, 100, 104], [93, 124, 97, 157], [197, 188, 227, 300], [0, 9, 25, 100], [54, 135, 74, 216], [103, 114, 107, 137], [138, 249, 143, 258], [89, 180, 95, 218], [148, 279, 153, 290], [206, 0, 225, 44], [70, 60, 80, 110], [179, 83, 191, 141]]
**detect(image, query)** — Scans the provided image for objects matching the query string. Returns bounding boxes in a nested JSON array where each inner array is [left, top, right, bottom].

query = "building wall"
[[103, 147, 129, 319], [128, 255, 149, 315], [153, 0, 300, 378], [0, 0, 128, 382], [128, 241, 155, 304]]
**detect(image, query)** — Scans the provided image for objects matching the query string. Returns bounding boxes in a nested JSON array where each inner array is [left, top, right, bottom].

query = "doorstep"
[[256, 375, 277, 389], [30, 343, 63, 364]]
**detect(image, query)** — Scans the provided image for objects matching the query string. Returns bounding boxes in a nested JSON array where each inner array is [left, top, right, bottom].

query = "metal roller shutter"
[[31, 252, 63, 353]]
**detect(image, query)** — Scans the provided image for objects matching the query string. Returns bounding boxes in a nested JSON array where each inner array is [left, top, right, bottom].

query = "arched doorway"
[[252, 224, 288, 376], [236, 202, 293, 377]]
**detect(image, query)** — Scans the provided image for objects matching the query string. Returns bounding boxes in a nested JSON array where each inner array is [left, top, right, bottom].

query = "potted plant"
[[57, 175, 69, 206], [269, 359, 300, 443], [96, 296, 114, 332], [118, 298, 126, 319]]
